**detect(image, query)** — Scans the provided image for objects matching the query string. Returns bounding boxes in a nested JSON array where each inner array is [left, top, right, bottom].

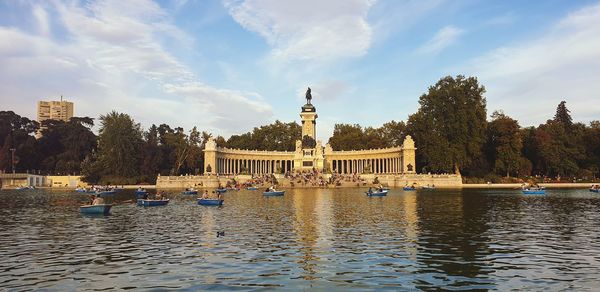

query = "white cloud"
[[225, 0, 374, 62], [466, 3, 600, 125], [417, 25, 464, 55], [0, 0, 272, 135]]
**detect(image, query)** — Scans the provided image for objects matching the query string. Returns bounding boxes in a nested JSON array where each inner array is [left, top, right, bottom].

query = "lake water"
[[1, 188, 599, 291]]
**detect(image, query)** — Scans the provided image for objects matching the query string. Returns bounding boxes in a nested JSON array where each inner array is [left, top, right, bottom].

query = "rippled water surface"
[[1, 188, 600, 291]]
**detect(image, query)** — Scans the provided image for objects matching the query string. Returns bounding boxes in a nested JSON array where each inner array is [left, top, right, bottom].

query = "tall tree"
[[140, 124, 162, 182], [487, 111, 523, 177], [82, 112, 143, 184], [407, 75, 487, 174], [554, 100, 573, 129]]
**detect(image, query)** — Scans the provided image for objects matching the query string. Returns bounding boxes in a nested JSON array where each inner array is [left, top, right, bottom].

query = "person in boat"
[[92, 195, 104, 205], [156, 191, 166, 200], [201, 190, 209, 199], [368, 187, 373, 194], [143, 192, 149, 199], [89, 194, 96, 205], [211, 190, 217, 199]]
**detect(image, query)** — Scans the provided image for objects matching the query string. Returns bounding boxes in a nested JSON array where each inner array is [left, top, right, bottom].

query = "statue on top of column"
[[305, 87, 312, 104]]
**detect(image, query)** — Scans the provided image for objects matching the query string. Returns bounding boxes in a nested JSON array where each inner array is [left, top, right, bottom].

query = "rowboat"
[[216, 188, 227, 194], [366, 190, 388, 197], [181, 190, 198, 195], [263, 190, 285, 196], [590, 188, 600, 193], [246, 187, 258, 191], [522, 188, 545, 195], [197, 199, 224, 206], [15, 186, 34, 190], [422, 185, 436, 190], [77, 188, 97, 194], [137, 199, 169, 207], [403, 186, 417, 191], [135, 189, 148, 195], [96, 190, 116, 196], [80, 204, 112, 215]]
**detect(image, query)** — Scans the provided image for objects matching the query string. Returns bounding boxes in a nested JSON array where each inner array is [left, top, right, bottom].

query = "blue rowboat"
[[403, 187, 417, 191], [216, 188, 227, 194], [80, 204, 112, 215], [366, 190, 388, 197], [590, 188, 600, 193], [246, 187, 258, 191], [522, 189, 545, 195], [137, 199, 169, 207], [263, 190, 285, 196], [197, 199, 224, 206], [96, 190, 116, 196], [181, 190, 198, 195]]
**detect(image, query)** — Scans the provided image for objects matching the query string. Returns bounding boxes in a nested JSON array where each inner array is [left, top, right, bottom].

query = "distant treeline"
[[1, 75, 598, 184]]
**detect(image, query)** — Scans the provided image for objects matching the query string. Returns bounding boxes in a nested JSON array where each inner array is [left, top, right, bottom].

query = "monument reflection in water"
[[1, 188, 599, 290]]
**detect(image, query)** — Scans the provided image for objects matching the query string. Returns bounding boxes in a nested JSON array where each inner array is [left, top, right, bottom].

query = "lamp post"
[[10, 148, 16, 174]]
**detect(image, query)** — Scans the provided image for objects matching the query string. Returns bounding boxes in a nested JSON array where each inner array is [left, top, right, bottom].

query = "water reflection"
[[1, 188, 600, 290]]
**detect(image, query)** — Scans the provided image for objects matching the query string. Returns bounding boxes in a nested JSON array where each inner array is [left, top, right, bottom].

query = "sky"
[[1, 0, 599, 142]]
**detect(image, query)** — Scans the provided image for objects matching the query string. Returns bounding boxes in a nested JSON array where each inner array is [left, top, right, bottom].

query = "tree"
[[82, 112, 143, 184], [583, 121, 600, 178], [225, 120, 301, 151], [140, 124, 162, 182], [37, 117, 96, 174], [487, 111, 523, 177], [407, 75, 487, 174], [328, 124, 365, 150], [301, 135, 316, 148], [380, 120, 407, 147], [554, 100, 573, 129], [0, 111, 39, 173]]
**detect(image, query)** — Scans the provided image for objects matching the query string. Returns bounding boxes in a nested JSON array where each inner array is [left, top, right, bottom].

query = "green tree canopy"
[[0, 111, 40, 173], [82, 111, 143, 184], [487, 111, 523, 177], [407, 75, 487, 173], [37, 117, 97, 174], [226, 120, 301, 151]]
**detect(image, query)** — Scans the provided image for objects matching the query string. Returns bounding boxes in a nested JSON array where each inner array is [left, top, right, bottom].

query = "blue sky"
[[1, 0, 599, 142]]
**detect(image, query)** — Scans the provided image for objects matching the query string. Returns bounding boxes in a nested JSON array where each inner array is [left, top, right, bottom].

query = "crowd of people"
[[283, 169, 367, 188]]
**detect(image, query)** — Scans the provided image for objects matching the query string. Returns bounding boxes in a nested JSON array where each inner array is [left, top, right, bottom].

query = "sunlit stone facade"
[[203, 100, 416, 175]]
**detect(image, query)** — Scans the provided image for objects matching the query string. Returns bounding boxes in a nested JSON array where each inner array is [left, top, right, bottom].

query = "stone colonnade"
[[202, 136, 417, 175], [214, 155, 296, 175], [329, 156, 404, 174]]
